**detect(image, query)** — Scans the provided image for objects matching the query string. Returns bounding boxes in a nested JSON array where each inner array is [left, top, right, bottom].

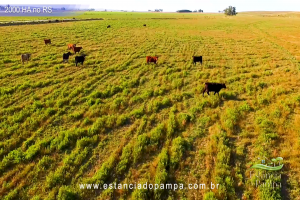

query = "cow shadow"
[[217, 92, 247, 107], [220, 91, 245, 101]]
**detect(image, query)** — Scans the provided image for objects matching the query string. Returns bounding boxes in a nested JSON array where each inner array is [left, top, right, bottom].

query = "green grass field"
[[1, 11, 300, 200]]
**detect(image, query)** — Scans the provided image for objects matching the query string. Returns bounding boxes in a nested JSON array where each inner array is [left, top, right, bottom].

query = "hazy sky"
[[6, 0, 300, 12]]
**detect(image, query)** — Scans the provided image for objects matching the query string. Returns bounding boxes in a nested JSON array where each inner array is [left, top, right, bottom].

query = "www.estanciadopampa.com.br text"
[[79, 182, 220, 191]]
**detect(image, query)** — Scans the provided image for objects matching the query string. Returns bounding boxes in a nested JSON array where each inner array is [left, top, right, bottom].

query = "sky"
[[5, 0, 300, 12]]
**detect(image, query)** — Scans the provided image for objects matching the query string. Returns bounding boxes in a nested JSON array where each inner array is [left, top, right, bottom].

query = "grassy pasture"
[[0, 12, 300, 200]]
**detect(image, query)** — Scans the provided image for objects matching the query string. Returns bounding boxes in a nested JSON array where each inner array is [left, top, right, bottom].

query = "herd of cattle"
[[21, 40, 86, 67], [20, 29, 226, 97]]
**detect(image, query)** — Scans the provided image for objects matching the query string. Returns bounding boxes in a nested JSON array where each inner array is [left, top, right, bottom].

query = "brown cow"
[[72, 46, 82, 54], [146, 56, 158, 64], [68, 44, 76, 50], [44, 39, 51, 45]]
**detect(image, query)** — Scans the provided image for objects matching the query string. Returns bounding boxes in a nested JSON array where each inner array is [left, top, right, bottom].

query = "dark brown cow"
[[72, 46, 82, 54], [146, 56, 158, 64], [143, 24, 146, 27], [44, 39, 51, 45], [21, 54, 31, 64], [107, 25, 111, 28], [68, 44, 76, 50], [202, 83, 226, 97], [193, 56, 202, 65]]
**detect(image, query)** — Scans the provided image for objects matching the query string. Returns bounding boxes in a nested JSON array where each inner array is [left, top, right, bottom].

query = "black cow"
[[202, 83, 226, 97], [63, 52, 72, 63], [143, 24, 146, 27], [193, 56, 202, 65], [75, 55, 86, 66], [107, 25, 111, 28]]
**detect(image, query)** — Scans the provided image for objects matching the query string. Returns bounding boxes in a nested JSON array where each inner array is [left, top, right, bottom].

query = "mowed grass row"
[[0, 12, 300, 200]]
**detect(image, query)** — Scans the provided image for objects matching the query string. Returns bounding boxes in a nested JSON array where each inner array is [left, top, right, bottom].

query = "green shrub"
[[111, 97, 126, 110], [149, 123, 165, 146], [238, 102, 251, 112], [178, 113, 191, 128], [32, 101, 43, 110], [258, 82, 267, 89], [116, 114, 130, 126], [172, 78, 184, 89], [131, 179, 150, 200], [154, 148, 169, 199], [167, 111, 177, 138], [258, 177, 282, 200], [92, 153, 117, 184], [25, 144, 41, 160], [83, 117, 92, 125], [76, 136, 98, 149], [133, 134, 149, 163], [130, 95, 143, 104], [130, 107, 144, 119], [170, 136, 185, 169], [203, 191, 217, 200], [70, 111, 84, 121], [57, 186, 78, 200], [87, 98, 95, 106], [0, 148, 24, 171], [116, 144, 132, 174], [57, 98, 69, 108], [88, 117, 106, 135], [37, 156, 53, 170], [141, 89, 153, 99], [3, 188, 19, 200], [246, 82, 255, 95], [46, 108, 56, 116]]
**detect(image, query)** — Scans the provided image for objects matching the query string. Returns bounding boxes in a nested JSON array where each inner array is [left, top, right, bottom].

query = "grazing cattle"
[[107, 25, 111, 28], [21, 54, 31, 64], [72, 46, 82, 54], [146, 56, 158, 64], [75, 55, 86, 66], [192, 56, 202, 65], [143, 24, 146, 27], [63, 52, 72, 62], [68, 44, 76, 50], [202, 83, 226, 97], [44, 39, 51, 45]]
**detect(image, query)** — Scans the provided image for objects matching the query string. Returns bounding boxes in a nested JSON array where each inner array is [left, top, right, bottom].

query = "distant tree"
[[198, 9, 203, 13], [224, 6, 237, 16], [176, 10, 192, 13], [159, 9, 163, 12], [148, 10, 151, 12], [104, 9, 107, 12], [61, 7, 65, 10], [0, 6, 5, 10]]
